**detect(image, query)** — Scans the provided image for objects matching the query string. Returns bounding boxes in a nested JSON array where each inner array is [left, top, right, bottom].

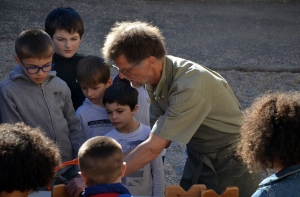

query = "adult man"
[[102, 21, 259, 196], [67, 21, 259, 197]]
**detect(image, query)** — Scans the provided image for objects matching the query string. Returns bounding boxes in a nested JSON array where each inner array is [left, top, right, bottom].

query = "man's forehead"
[[113, 54, 131, 68]]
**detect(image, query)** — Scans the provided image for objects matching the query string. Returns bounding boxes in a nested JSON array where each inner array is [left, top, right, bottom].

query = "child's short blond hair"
[[78, 136, 123, 185]]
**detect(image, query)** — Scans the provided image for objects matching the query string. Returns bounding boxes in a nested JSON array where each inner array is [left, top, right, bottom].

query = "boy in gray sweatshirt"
[[75, 55, 113, 140], [0, 29, 85, 186]]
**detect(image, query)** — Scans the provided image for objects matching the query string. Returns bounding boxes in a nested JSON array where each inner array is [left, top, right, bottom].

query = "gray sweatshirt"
[[76, 98, 114, 140], [0, 65, 85, 163]]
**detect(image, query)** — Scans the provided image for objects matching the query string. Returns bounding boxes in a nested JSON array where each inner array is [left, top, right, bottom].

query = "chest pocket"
[[53, 91, 63, 105]]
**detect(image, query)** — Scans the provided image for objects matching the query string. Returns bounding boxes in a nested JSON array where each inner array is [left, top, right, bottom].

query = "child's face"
[[15, 56, 53, 85], [105, 102, 138, 133], [81, 82, 111, 106], [52, 29, 81, 58]]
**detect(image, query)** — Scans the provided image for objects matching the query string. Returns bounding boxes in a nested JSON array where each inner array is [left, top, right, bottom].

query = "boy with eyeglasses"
[[0, 29, 85, 187]]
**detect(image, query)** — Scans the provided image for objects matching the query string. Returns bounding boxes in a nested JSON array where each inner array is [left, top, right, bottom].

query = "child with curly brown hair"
[[0, 122, 61, 197], [237, 92, 300, 197]]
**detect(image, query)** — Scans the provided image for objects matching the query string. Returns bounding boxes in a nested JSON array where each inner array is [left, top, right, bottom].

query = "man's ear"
[[147, 56, 156, 68], [80, 171, 89, 185], [13, 55, 21, 64], [121, 162, 127, 178]]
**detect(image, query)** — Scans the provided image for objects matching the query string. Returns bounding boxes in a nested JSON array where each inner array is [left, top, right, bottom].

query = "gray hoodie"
[[0, 65, 84, 163]]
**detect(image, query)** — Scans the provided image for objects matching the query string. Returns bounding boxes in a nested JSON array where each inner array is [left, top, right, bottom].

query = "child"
[[79, 136, 132, 197], [237, 92, 300, 197], [45, 7, 85, 110], [76, 55, 114, 140], [0, 122, 61, 197], [113, 74, 167, 162], [0, 29, 84, 184], [103, 79, 164, 197]]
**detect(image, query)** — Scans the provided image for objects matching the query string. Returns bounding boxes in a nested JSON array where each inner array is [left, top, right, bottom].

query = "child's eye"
[[106, 111, 112, 114], [117, 110, 124, 114], [71, 38, 79, 41]]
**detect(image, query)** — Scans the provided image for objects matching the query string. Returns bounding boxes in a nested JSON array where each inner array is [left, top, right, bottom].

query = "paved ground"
[[1, 0, 300, 185]]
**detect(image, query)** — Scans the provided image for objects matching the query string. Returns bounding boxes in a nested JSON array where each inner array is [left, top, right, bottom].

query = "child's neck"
[[93, 98, 104, 107], [116, 120, 140, 134]]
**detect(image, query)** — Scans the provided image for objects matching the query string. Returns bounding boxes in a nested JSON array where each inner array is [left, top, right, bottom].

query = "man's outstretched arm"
[[124, 133, 170, 176]]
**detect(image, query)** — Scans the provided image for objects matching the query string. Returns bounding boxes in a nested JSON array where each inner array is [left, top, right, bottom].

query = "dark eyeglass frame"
[[113, 60, 140, 76], [19, 59, 54, 74]]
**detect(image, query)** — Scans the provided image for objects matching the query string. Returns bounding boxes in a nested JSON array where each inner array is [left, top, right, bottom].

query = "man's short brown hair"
[[102, 21, 167, 65], [78, 136, 123, 185], [76, 55, 110, 87]]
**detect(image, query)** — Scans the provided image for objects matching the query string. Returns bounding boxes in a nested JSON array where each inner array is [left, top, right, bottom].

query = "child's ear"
[[106, 78, 112, 88], [13, 55, 21, 64], [80, 171, 89, 185], [121, 162, 127, 178], [132, 105, 138, 115]]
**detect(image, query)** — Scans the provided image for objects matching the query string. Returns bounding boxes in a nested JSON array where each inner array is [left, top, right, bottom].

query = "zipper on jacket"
[[40, 84, 57, 143]]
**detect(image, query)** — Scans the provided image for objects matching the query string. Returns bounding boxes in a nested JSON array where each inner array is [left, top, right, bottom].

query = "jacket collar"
[[146, 55, 173, 99], [82, 183, 131, 197], [260, 164, 300, 186]]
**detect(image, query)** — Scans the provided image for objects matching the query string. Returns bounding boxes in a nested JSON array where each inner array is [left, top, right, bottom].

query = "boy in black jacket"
[[45, 7, 85, 110]]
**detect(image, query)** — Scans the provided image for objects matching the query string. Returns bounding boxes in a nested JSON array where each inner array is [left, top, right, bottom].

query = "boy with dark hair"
[[0, 29, 84, 185], [45, 7, 85, 110], [237, 92, 300, 197], [104, 79, 164, 197], [79, 136, 132, 197], [0, 122, 61, 197], [76, 55, 113, 140]]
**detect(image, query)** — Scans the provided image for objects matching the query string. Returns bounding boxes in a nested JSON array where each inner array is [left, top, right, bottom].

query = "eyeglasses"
[[20, 59, 54, 74], [113, 61, 140, 76]]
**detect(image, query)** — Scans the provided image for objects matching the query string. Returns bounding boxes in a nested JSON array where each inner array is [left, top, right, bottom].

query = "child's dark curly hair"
[[0, 122, 61, 193], [237, 92, 300, 173]]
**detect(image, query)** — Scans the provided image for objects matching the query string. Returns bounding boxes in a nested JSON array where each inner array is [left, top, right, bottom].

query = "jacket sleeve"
[[0, 86, 23, 123], [63, 86, 85, 158], [150, 152, 165, 197]]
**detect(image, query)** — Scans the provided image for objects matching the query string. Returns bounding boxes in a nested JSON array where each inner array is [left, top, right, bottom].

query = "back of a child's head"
[[77, 55, 110, 87], [103, 77, 138, 110], [45, 7, 84, 38], [237, 92, 300, 172], [0, 122, 61, 193], [15, 29, 54, 60], [78, 136, 123, 185]]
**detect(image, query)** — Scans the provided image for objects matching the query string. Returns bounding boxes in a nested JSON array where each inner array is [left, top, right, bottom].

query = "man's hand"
[[66, 177, 86, 197]]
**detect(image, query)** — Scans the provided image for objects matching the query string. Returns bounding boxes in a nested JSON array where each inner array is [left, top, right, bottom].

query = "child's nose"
[[87, 90, 92, 96], [119, 72, 126, 79], [112, 113, 117, 119], [65, 40, 70, 48]]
